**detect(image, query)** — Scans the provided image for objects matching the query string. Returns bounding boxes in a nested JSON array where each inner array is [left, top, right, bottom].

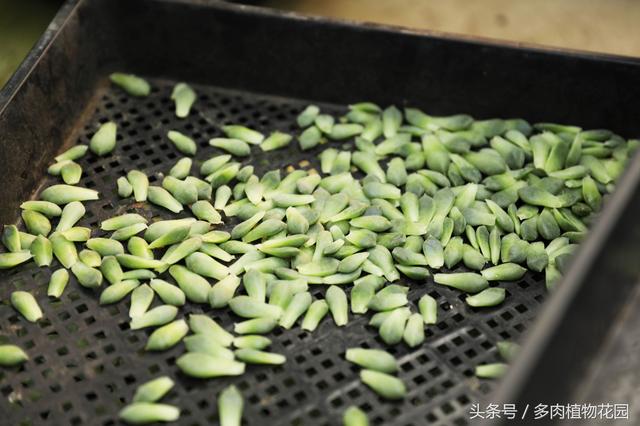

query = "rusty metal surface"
[[0, 0, 107, 225], [564, 282, 640, 425]]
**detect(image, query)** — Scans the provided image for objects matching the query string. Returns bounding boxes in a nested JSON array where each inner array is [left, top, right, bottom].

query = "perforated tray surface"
[[0, 79, 547, 426]]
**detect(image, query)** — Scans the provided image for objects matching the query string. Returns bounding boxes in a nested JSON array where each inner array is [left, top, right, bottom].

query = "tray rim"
[[3, 0, 640, 114]]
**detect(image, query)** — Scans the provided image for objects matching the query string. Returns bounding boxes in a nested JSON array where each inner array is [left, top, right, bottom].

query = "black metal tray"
[[2, 1, 640, 425]]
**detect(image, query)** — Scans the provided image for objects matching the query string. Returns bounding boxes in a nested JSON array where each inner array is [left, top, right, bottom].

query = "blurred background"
[[2, 0, 640, 89]]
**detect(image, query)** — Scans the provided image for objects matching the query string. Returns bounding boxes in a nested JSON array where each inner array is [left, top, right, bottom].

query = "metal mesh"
[[0, 79, 547, 425]]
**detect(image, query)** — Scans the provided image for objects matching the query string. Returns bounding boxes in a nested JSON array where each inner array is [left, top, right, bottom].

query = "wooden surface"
[[266, 0, 640, 57]]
